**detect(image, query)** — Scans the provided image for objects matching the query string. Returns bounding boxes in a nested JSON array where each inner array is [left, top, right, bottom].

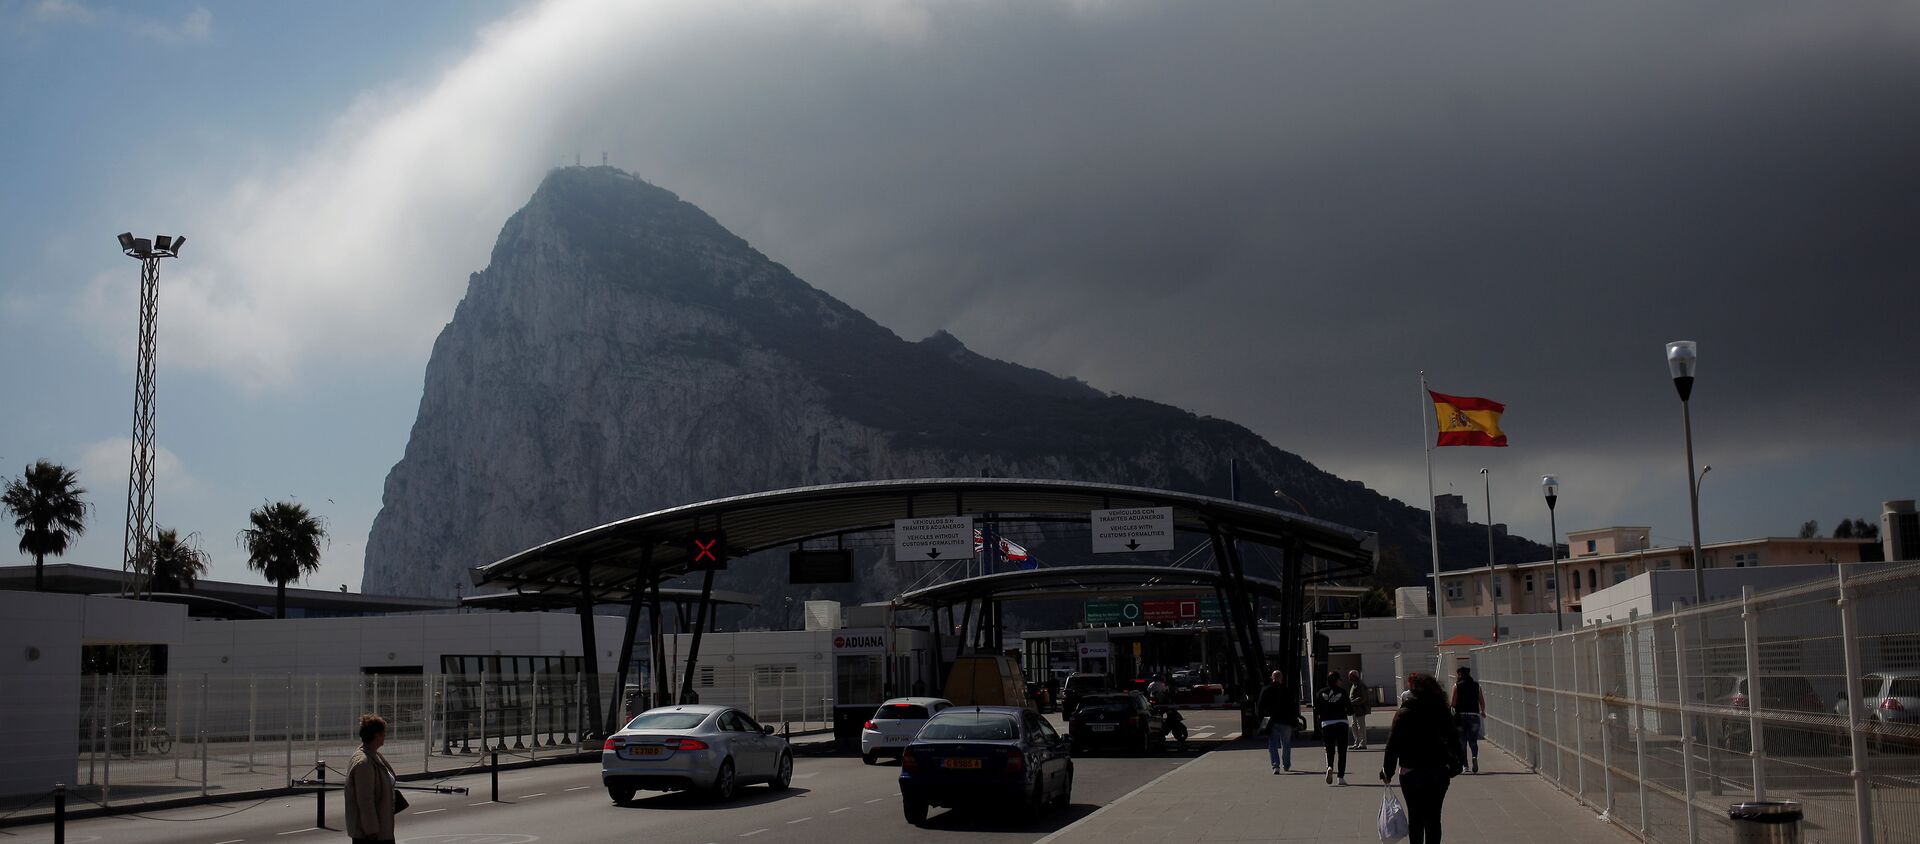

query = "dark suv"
[[1067, 691, 1166, 754], [1060, 673, 1111, 718]]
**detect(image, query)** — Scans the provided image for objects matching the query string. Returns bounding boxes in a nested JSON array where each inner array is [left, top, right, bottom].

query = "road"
[[1, 712, 1244, 844]]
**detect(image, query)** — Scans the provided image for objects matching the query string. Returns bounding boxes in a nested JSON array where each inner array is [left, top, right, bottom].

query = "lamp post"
[[1543, 475, 1561, 632], [1482, 469, 1497, 641], [1667, 340, 1706, 605], [116, 232, 184, 597]]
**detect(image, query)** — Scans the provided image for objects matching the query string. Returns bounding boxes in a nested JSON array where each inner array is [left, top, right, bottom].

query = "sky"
[[2, 0, 1916, 594]]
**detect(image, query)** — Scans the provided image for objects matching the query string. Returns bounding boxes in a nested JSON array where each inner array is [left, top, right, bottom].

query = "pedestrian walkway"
[[1042, 733, 1638, 843]]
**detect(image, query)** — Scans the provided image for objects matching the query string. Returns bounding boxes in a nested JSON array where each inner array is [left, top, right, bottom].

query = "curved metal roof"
[[469, 477, 1376, 596], [459, 586, 761, 612], [891, 564, 1287, 608], [92, 591, 273, 620]]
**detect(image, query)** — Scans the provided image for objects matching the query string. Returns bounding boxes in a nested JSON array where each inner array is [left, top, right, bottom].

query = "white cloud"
[[77, 437, 199, 500]]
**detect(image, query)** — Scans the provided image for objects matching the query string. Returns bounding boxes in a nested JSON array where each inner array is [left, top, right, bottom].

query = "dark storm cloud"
[[600, 1, 1919, 479]]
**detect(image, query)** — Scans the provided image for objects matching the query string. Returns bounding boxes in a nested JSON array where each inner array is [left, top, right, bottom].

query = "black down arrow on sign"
[[926, 549, 943, 559], [1125, 540, 1140, 550]]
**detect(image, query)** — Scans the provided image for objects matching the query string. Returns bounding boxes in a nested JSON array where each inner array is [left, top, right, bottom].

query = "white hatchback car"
[[860, 697, 952, 764]]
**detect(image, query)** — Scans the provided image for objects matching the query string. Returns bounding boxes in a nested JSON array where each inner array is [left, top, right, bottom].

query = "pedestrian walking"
[[1314, 671, 1352, 785], [1380, 673, 1464, 844], [1450, 666, 1485, 774], [346, 714, 400, 844], [1257, 670, 1295, 773], [1347, 669, 1373, 750]]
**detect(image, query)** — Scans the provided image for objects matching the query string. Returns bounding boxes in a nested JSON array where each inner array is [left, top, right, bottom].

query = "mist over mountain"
[[360, 167, 1546, 622]]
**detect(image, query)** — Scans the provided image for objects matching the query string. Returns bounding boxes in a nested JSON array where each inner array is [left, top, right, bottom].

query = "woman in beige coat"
[[345, 714, 397, 843]]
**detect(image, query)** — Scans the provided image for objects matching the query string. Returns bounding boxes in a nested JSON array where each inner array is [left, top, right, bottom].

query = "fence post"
[[1595, 630, 1613, 816], [530, 672, 540, 762], [285, 673, 293, 787], [102, 673, 111, 807], [1835, 565, 1875, 844], [248, 675, 257, 775], [1740, 586, 1766, 800], [1672, 604, 1699, 844], [480, 669, 490, 753], [1572, 632, 1586, 800], [312, 675, 322, 768], [171, 672, 182, 778], [423, 675, 434, 774], [1628, 614, 1650, 837], [199, 673, 209, 798], [1548, 634, 1563, 785]]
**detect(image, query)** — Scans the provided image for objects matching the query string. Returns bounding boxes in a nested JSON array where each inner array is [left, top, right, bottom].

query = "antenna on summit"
[[602, 152, 608, 166]]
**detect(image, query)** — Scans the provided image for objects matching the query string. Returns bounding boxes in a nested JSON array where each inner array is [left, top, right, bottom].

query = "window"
[[1613, 565, 1629, 585], [1524, 573, 1535, 593], [1546, 574, 1557, 591], [1445, 581, 1464, 601], [1656, 559, 1672, 570], [1587, 540, 1597, 553], [1493, 578, 1505, 599], [1588, 569, 1598, 590]]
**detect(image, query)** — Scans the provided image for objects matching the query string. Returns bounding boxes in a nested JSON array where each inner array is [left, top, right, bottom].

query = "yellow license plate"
[[629, 746, 663, 757], [941, 758, 982, 769]]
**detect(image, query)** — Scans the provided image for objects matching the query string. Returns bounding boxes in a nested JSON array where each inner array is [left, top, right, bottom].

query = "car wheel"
[[903, 798, 929, 825], [771, 752, 793, 791], [863, 752, 878, 766], [710, 759, 737, 801], [607, 785, 635, 805]]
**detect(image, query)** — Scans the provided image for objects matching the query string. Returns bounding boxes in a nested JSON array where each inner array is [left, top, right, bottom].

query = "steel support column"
[[607, 546, 650, 731], [650, 578, 668, 710], [678, 568, 717, 703], [574, 565, 603, 739], [1277, 542, 1307, 699]]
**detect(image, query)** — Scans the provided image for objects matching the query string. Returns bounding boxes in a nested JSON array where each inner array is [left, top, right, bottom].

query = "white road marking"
[[788, 817, 813, 824], [792, 772, 819, 779], [740, 829, 769, 837], [469, 800, 492, 806], [214, 839, 246, 843], [565, 785, 591, 791], [413, 807, 448, 815], [864, 797, 884, 803], [275, 829, 319, 836], [1223, 732, 1241, 740], [519, 792, 547, 798], [829, 807, 851, 813], [1190, 732, 1216, 739]]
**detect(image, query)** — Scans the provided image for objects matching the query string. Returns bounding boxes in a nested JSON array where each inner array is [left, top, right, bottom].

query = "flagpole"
[[1421, 371, 1445, 655]]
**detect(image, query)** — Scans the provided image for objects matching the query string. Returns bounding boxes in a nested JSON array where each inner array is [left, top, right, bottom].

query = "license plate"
[[887, 736, 910, 743], [941, 758, 982, 769], [1091, 725, 1115, 732], [628, 746, 663, 757]]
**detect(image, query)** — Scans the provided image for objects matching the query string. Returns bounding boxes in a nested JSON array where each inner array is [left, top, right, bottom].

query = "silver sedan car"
[[602, 705, 793, 803]]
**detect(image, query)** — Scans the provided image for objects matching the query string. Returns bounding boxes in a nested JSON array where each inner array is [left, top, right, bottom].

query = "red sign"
[[833, 636, 845, 649], [1140, 599, 1203, 622], [685, 531, 727, 570]]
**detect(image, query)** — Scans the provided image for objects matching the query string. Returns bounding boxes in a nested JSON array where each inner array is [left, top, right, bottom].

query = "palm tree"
[[140, 528, 210, 593], [2, 460, 90, 591], [239, 501, 327, 619]]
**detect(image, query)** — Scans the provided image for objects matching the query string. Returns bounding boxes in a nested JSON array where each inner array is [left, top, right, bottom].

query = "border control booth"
[[465, 478, 1377, 738]]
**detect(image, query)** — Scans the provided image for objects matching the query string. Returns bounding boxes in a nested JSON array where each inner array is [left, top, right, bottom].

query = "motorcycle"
[[1155, 705, 1188, 746]]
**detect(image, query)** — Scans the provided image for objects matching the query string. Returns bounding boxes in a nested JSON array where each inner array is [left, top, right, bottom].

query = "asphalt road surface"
[[2, 712, 1244, 844]]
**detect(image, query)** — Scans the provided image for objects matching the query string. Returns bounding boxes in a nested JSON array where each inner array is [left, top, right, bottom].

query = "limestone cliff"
[[361, 167, 1543, 617]]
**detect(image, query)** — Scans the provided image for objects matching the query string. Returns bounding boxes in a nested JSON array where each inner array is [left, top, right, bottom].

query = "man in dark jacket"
[[1256, 670, 1295, 773], [1314, 671, 1353, 785]]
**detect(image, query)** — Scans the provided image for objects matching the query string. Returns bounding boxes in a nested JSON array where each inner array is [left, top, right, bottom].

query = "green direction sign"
[[1084, 596, 1221, 624]]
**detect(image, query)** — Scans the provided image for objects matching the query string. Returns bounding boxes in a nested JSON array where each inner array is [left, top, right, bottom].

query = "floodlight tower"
[[116, 232, 184, 594]]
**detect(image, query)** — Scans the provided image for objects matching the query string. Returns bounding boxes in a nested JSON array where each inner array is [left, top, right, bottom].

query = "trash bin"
[[1727, 800, 1802, 844]]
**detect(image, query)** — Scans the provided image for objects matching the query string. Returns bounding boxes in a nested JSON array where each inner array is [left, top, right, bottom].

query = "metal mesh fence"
[[1476, 563, 1920, 844]]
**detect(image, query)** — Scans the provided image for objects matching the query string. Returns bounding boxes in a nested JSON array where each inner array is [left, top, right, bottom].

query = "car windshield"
[[920, 714, 1019, 741], [1892, 679, 1920, 698], [1065, 676, 1105, 691], [1078, 696, 1131, 713], [624, 711, 708, 731], [874, 703, 930, 720]]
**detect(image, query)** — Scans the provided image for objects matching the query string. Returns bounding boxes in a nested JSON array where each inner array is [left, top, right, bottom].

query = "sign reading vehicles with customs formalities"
[[1090, 507, 1175, 553]]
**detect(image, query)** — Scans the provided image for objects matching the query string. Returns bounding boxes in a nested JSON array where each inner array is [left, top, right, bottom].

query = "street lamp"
[[1543, 474, 1562, 631], [1668, 340, 1706, 605]]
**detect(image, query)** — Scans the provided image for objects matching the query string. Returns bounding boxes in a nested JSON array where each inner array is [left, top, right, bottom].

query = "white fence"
[[1475, 563, 1920, 844]]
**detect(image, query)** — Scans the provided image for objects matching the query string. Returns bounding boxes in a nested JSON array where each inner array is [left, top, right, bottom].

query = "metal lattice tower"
[[116, 233, 183, 595]]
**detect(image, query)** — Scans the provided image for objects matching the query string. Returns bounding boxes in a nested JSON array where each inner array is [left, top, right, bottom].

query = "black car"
[[1067, 691, 1167, 754], [898, 706, 1074, 825], [1060, 673, 1110, 718]]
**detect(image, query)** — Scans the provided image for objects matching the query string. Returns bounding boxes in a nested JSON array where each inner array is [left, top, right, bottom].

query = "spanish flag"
[[1430, 390, 1507, 447]]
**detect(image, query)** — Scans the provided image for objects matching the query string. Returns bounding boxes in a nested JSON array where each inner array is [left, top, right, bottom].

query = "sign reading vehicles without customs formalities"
[[893, 516, 974, 561], [1090, 507, 1175, 553]]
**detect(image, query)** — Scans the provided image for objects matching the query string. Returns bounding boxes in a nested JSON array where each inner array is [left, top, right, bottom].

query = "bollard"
[[315, 761, 326, 829], [491, 749, 499, 802], [53, 783, 65, 844]]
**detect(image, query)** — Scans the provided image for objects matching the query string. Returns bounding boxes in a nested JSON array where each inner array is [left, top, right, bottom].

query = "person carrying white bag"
[[1378, 673, 1464, 844], [1379, 785, 1409, 842]]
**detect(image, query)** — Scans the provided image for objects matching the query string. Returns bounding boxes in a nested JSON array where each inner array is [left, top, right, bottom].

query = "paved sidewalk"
[[1043, 733, 1638, 843]]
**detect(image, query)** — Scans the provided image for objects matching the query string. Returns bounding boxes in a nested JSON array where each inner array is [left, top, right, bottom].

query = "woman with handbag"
[[346, 713, 401, 844], [1379, 674, 1463, 844]]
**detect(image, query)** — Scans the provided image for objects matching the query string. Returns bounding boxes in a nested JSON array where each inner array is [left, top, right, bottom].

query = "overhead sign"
[[789, 549, 853, 584], [685, 530, 727, 570], [1090, 507, 1175, 553], [894, 516, 974, 561], [1085, 596, 1221, 625], [1314, 612, 1359, 631]]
